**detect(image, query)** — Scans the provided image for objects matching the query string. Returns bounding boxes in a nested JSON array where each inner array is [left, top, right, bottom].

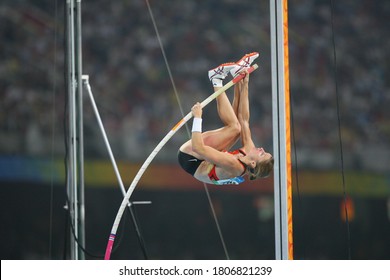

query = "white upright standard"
[[270, 0, 293, 260]]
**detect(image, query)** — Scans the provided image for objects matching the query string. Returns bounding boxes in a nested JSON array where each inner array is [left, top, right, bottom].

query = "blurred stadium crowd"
[[1, 0, 389, 172]]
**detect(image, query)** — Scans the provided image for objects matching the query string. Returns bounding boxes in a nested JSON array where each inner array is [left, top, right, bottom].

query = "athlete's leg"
[[180, 63, 240, 156], [180, 54, 259, 157], [205, 53, 260, 151], [231, 52, 258, 119], [200, 85, 241, 151], [201, 62, 242, 151]]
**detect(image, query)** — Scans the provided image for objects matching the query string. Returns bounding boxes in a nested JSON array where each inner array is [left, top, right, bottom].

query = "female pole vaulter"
[[178, 52, 274, 185]]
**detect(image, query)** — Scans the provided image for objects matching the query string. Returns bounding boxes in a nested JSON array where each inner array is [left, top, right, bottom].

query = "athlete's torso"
[[194, 149, 247, 185]]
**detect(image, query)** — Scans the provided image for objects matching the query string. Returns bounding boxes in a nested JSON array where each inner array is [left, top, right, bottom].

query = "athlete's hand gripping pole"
[[104, 64, 258, 260]]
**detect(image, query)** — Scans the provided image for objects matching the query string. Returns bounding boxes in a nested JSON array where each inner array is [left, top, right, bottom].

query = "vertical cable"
[[329, 0, 351, 259], [144, 0, 190, 137]]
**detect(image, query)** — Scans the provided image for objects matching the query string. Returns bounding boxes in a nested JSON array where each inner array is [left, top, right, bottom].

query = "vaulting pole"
[[104, 65, 259, 260], [270, 0, 293, 260]]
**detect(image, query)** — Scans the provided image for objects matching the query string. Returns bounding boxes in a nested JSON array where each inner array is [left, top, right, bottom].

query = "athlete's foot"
[[208, 62, 236, 87], [230, 52, 259, 77]]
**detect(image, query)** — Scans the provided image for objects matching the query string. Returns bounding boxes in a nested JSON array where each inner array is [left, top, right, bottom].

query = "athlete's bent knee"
[[230, 121, 241, 136]]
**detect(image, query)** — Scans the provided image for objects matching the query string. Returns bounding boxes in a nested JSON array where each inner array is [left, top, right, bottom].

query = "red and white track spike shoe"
[[230, 52, 259, 77]]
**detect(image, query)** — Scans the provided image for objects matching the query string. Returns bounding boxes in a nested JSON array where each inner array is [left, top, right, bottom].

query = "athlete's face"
[[249, 147, 272, 164]]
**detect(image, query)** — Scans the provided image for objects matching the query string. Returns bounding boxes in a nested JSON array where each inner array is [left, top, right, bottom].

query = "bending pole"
[[104, 64, 259, 260], [82, 75, 149, 259]]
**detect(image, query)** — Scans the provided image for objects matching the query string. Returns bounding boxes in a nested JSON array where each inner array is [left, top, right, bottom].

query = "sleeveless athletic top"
[[208, 149, 247, 185]]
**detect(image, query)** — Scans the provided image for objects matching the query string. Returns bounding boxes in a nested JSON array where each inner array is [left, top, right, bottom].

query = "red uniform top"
[[207, 149, 247, 185]]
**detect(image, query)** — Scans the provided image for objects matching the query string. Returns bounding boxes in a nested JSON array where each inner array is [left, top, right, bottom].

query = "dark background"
[[1, 0, 389, 259]]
